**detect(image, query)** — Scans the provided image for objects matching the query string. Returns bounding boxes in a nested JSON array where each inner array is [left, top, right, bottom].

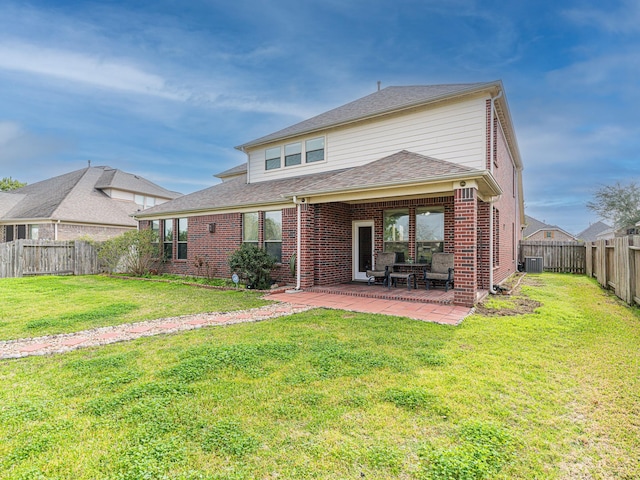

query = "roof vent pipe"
[[377, 81, 381, 92]]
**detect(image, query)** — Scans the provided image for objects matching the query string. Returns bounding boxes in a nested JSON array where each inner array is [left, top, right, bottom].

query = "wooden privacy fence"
[[0, 240, 100, 278], [586, 236, 640, 306], [519, 241, 587, 274]]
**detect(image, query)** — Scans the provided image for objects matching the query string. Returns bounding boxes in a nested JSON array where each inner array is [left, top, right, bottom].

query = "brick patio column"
[[299, 203, 315, 289], [454, 187, 478, 307]]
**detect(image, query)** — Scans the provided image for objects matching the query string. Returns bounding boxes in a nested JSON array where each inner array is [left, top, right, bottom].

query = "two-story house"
[[136, 81, 525, 306], [0, 165, 181, 242]]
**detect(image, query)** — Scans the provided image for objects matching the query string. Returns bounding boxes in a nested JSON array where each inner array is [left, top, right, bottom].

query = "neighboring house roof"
[[524, 215, 577, 240], [238, 81, 505, 149], [1, 166, 181, 227], [94, 168, 181, 198], [136, 150, 498, 219], [577, 221, 611, 242]]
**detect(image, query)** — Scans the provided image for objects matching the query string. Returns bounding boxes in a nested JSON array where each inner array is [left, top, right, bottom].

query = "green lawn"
[[0, 274, 639, 479], [0, 275, 268, 340]]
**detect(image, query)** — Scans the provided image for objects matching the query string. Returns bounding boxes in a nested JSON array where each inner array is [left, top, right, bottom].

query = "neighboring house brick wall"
[[56, 224, 131, 242], [527, 230, 575, 242]]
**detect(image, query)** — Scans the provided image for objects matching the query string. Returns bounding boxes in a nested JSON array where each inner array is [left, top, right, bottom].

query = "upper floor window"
[[263, 137, 325, 171], [285, 142, 302, 167], [265, 147, 281, 170], [135, 194, 157, 209], [306, 137, 324, 163]]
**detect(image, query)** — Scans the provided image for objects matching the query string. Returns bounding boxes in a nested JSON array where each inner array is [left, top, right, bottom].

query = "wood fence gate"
[[0, 240, 100, 278]]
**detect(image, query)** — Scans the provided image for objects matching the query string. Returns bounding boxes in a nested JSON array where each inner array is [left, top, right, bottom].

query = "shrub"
[[228, 243, 275, 290], [98, 229, 159, 275]]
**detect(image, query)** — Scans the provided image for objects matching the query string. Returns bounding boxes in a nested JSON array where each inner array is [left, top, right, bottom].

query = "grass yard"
[[0, 274, 639, 479], [0, 275, 268, 340]]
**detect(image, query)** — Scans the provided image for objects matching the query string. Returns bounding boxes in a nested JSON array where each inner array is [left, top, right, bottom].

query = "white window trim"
[[263, 136, 326, 171]]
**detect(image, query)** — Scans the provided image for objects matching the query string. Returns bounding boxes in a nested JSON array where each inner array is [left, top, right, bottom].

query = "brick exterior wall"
[[492, 116, 520, 285], [484, 98, 521, 287], [149, 196, 457, 291], [56, 224, 132, 241], [454, 187, 478, 307], [1, 223, 130, 242]]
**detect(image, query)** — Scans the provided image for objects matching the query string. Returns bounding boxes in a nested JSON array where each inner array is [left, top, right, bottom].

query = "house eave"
[[236, 81, 503, 150], [133, 200, 294, 221], [285, 171, 502, 204]]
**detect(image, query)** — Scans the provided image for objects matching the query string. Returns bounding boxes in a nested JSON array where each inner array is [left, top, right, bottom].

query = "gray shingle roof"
[[577, 221, 611, 242], [1, 166, 181, 226], [94, 167, 181, 198], [215, 163, 247, 179], [136, 150, 487, 218], [292, 150, 479, 197], [237, 82, 500, 149], [524, 215, 576, 239], [136, 169, 346, 218]]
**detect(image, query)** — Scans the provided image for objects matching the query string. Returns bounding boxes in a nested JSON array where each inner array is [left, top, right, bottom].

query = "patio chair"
[[366, 252, 396, 286], [423, 253, 454, 292]]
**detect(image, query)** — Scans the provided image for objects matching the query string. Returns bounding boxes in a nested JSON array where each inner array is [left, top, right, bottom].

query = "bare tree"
[[587, 181, 640, 230]]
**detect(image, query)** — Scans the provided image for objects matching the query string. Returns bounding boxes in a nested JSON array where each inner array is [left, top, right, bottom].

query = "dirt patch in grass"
[[475, 274, 542, 317]]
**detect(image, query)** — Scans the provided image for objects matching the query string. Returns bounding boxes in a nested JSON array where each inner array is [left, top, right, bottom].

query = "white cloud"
[[564, 0, 640, 34], [0, 41, 188, 101], [0, 121, 70, 167], [547, 51, 640, 95]]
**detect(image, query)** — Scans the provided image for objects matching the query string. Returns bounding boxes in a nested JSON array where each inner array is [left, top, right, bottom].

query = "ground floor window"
[[177, 218, 188, 260], [264, 210, 282, 262], [243, 210, 282, 262], [243, 212, 259, 247], [163, 220, 173, 260], [416, 207, 444, 264], [384, 207, 445, 263], [383, 209, 409, 261], [150, 220, 160, 243]]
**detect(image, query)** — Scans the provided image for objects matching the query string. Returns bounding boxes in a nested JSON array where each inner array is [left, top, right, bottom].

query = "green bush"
[[228, 243, 276, 290], [98, 229, 160, 275]]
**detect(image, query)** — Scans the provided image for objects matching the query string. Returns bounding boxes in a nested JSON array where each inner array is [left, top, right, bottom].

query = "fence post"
[[629, 236, 637, 306]]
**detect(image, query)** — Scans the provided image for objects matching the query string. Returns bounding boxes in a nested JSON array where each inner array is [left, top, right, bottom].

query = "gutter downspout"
[[54, 219, 60, 241], [292, 196, 302, 291], [489, 90, 503, 295]]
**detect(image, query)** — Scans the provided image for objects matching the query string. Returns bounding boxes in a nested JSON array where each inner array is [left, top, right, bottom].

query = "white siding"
[[248, 95, 488, 183]]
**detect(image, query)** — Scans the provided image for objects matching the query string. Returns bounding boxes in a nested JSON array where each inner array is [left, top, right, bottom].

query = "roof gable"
[[94, 168, 181, 199], [237, 82, 501, 149]]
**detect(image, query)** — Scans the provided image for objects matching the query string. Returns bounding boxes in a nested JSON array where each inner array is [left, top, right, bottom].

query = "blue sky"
[[0, 0, 637, 234]]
